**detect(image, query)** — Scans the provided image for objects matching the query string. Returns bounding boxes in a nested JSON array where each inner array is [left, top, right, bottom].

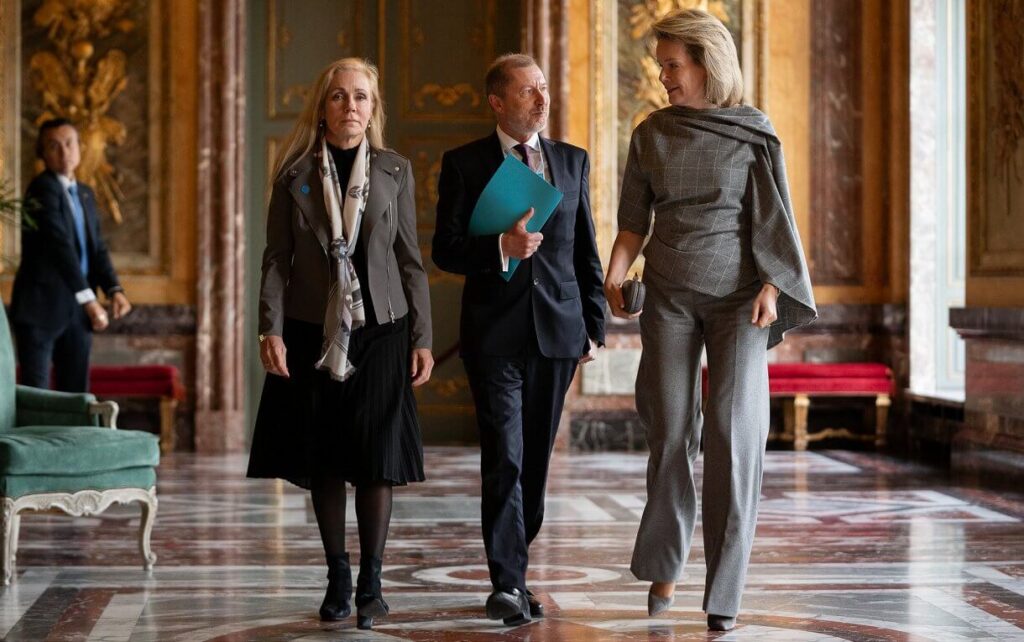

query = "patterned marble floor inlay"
[[3, 448, 1024, 641]]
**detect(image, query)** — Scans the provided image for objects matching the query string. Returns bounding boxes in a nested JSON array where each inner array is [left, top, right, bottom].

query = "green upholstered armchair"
[[0, 306, 159, 584]]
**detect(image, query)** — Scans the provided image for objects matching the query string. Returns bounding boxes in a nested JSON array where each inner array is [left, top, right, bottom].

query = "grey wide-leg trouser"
[[629, 273, 769, 618]]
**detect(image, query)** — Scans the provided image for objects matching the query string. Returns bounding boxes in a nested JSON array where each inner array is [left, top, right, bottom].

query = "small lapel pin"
[[300, 184, 310, 194]]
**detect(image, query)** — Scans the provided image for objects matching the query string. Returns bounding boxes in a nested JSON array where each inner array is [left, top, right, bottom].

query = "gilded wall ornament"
[[413, 83, 481, 110], [27, 0, 136, 224]]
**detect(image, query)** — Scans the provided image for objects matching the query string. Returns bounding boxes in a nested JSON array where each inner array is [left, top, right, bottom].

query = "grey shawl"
[[618, 105, 816, 348]]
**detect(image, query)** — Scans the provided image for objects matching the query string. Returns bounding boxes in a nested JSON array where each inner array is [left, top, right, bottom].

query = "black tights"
[[311, 477, 393, 559]]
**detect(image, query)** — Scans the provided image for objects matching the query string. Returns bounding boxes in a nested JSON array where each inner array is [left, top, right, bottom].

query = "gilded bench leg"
[[2, 499, 15, 585], [875, 394, 891, 449], [159, 398, 178, 454], [793, 394, 810, 451], [140, 489, 158, 571], [782, 398, 796, 443]]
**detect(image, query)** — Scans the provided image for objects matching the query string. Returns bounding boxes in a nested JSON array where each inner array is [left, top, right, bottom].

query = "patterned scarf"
[[315, 136, 370, 381]]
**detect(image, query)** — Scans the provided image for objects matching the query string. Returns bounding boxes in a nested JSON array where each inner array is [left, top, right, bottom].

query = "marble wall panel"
[[809, 0, 863, 285], [950, 308, 1024, 483]]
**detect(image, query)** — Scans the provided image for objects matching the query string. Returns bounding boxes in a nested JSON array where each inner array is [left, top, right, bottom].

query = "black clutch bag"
[[620, 274, 645, 314]]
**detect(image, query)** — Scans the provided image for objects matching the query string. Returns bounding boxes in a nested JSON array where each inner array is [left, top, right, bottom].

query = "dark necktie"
[[512, 143, 540, 175], [67, 184, 89, 276]]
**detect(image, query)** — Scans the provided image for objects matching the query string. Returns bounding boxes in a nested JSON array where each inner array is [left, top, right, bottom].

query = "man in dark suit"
[[433, 54, 606, 625], [11, 118, 131, 392]]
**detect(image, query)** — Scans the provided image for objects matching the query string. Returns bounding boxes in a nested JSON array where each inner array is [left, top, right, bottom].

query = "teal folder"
[[468, 155, 563, 281]]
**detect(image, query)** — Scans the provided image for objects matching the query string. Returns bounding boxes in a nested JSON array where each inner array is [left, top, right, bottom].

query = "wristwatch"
[[258, 334, 267, 343]]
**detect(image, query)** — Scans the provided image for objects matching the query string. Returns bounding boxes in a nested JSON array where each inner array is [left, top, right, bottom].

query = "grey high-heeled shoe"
[[647, 588, 674, 616], [707, 614, 736, 631]]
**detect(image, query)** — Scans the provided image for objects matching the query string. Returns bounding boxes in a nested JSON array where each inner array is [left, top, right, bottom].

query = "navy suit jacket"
[[11, 171, 121, 330], [432, 133, 606, 359]]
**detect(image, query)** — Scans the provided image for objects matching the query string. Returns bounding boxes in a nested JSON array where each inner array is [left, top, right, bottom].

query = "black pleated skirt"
[[247, 315, 425, 489]]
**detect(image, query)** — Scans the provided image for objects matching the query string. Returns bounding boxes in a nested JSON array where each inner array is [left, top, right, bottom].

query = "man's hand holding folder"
[[500, 208, 543, 259], [467, 154, 563, 280]]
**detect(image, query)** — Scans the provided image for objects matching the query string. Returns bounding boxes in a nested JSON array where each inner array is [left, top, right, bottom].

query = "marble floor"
[[2, 447, 1024, 641]]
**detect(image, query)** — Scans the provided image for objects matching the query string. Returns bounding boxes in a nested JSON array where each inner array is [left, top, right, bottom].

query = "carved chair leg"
[[10, 513, 21, 562], [793, 394, 810, 451], [2, 500, 15, 585], [875, 394, 891, 449], [139, 491, 158, 571]]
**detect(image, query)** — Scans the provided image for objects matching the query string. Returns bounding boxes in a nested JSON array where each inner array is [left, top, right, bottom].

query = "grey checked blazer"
[[618, 105, 816, 348]]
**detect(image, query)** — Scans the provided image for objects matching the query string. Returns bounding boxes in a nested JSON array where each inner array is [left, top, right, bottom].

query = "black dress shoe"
[[526, 589, 544, 618], [707, 614, 736, 631], [355, 556, 389, 630], [486, 588, 530, 622], [319, 553, 352, 621]]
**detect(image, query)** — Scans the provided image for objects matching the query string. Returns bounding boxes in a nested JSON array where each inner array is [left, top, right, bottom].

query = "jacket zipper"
[[385, 201, 395, 322]]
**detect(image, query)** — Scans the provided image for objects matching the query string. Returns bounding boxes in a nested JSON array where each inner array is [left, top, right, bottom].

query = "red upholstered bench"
[[89, 366, 185, 454], [703, 363, 894, 451]]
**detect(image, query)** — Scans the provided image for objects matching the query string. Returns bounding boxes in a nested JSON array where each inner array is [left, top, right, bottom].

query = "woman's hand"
[[605, 230, 646, 320], [410, 348, 434, 387], [605, 278, 643, 319], [260, 335, 290, 378], [751, 283, 779, 329]]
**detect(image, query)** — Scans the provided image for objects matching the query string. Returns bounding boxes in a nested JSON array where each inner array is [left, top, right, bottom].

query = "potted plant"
[[0, 179, 36, 229]]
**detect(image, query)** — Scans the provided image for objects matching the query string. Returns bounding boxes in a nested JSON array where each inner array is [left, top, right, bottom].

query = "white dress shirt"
[[55, 173, 97, 305], [495, 126, 549, 271]]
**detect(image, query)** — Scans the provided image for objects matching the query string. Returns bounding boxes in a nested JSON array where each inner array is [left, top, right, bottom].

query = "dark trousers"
[[463, 352, 577, 593], [14, 307, 92, 392]]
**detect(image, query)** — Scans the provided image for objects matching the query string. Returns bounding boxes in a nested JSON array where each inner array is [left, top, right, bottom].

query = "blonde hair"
[[652, 9, 743, 107], [272, 58, 386, 182]]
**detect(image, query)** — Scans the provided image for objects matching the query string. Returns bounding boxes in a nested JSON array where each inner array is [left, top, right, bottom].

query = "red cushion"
[[701, 362, 893, 396], [767, 363, 891, 379], [88, 366, 185, 400], [769, 377, 892, 395]]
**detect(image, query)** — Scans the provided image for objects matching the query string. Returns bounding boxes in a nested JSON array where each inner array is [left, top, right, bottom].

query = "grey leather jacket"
[[258, 147, 432, 350]]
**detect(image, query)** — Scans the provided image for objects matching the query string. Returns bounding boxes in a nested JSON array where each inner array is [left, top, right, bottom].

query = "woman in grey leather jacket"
[[247, 57, 432, 631]]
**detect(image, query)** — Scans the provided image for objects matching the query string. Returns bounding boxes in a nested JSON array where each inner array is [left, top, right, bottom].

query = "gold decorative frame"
[[0, 0, 22, 269], [266, 0, 364, 121], [1, 0, 197, 304], [394, 0, 496, 123]]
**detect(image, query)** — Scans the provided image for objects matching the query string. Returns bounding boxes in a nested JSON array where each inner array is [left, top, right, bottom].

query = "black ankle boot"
[[319, 553, 352, 621], [355, 555, 389, 630]]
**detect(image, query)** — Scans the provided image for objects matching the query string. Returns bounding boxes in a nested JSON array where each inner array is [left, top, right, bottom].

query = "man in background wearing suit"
[[11, 118, 131, 392], [433, 54, 606, 626]]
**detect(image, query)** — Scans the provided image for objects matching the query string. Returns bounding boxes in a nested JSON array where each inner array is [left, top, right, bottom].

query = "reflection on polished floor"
[[1, 447, 1023, 641]]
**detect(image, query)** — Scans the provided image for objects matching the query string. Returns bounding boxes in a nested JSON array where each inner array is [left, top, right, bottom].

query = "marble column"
[[523, 0, 568, 141], [194, 0, 247, 453]]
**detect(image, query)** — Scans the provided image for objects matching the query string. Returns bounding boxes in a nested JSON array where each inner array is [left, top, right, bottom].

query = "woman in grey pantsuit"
[[604, 9, 816, 632]]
